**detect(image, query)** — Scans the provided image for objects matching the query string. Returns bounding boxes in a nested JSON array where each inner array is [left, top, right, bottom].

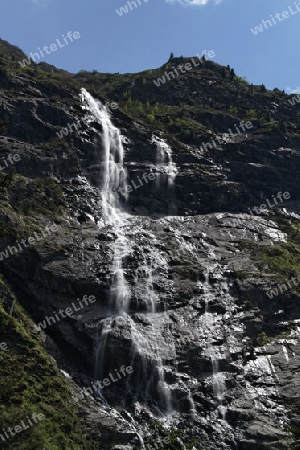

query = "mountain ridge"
[[0, 37, 300, 449]]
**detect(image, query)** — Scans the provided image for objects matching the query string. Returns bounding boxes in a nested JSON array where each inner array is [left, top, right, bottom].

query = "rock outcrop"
[[0, 38, 300, 449]]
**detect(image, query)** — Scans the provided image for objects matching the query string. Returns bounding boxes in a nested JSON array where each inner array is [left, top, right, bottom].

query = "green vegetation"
[[71, 55, 299, 145], [0, 276, 98, 449], [237, 214, 300, 290], [255, 331, 273, 347], [255, 323, 297, 346], [1, 37, 300, 449], [144, 420, 202, 450], [259, 243, 300, 282], [1, 37, 299, 150], [8, 177, 66, 217], [232, 270, 248, 280]]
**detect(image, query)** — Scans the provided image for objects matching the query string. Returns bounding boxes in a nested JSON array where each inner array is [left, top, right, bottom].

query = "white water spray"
[[202, 271, 227, 419], [81, 88, 130, 315], [80, 89, 173, 414], [151, 135, 177, 187]]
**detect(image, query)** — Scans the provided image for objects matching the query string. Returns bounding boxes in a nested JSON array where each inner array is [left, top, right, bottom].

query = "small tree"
[[147, 113, 155, 122], [168, 52, 174, 62], [246, 109, 256, 119], [228, 105, 238, 116], [220, 67, 227, 79]]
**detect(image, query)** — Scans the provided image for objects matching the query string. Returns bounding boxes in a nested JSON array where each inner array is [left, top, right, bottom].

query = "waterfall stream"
[[81, 88, 130, 315], [80, 88, 173, 414], [202, 270, 227, 419], [151, 135, 177, 188], [62, 91, 284, 445]]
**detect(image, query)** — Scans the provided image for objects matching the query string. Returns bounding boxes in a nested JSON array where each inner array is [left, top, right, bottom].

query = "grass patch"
[[255, 321, 298, 347], [237, 214, 300, 289], [8, 177, 66, 217], [0, 276, 97, 449], [143, 420, 202, 450]]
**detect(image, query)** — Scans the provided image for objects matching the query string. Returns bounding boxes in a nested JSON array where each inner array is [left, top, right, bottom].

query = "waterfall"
[[202, 270, 227, 419], [126, 316, 173, 415], [80, 89, 173, 414], [133, 254, 157, 313], [80, 88, 130, 316], [151, 135, 177, 187], [80, 89, 128, 215]]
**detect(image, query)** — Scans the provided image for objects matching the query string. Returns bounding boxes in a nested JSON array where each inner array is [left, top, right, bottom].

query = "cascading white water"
[[133, 254, 157, 313], [151, 135, 177, 187], [80, 89, 128, 216], [80, 88, 131, 389], [202, 270, 227, 419], [126, 316, 173, 415], [80, 89, 173, 414], [80, 88, 130, 315]]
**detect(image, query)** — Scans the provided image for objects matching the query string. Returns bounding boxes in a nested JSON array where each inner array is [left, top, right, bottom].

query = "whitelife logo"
[[266, 274, 300, 299], [227, 191, 291, 231], [0, 224, 58, 261], [192, 120, 253, 158], [116, 0, 149, 16], [0, 342, 7, 352], [0, 154, 20, 171], [247, 191, 290, 215], [250, 2, 300, 35], [56, 102, 118, 139], [0, 413, 45, 442], [36, 295, 96, 331], [74, 366, 133, 402], [18, 31, 81, 68], [153, 51, 215, 87], [114, 170, 160, 196], [288, 94, 300, 106]]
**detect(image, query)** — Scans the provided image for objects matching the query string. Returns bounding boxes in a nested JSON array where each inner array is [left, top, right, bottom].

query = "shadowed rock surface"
[[0, 38, 300, 449]]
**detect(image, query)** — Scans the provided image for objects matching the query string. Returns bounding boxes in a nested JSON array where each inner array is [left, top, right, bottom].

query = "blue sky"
[[0, 0, 299, 92]]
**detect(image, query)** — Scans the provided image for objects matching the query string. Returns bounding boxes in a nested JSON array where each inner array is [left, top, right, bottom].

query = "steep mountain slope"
[[0, 38, 300, 449]]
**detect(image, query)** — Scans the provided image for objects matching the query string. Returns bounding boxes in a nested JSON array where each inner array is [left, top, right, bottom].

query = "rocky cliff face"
[[0, 39, 300, 450]]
